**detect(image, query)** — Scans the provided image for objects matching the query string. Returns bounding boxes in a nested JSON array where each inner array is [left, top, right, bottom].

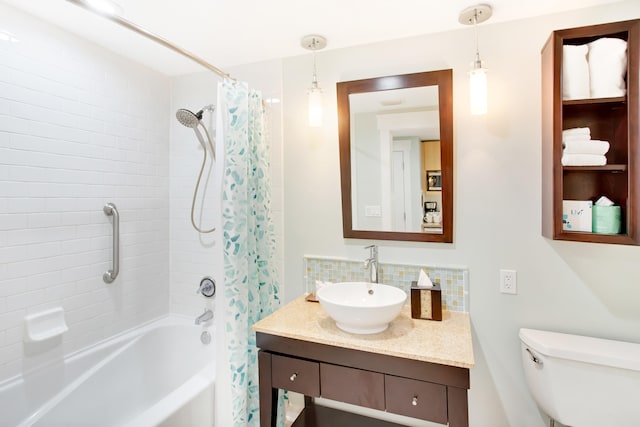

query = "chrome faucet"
[[195, 308, 213, 325], [363, 244, 379, 283]]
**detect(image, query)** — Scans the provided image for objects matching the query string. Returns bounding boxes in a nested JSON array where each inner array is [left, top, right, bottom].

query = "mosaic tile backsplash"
[[304, 256, 469, 312]]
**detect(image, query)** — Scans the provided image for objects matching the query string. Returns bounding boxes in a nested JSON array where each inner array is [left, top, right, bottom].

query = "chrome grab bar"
[[103, 203, 120, 283]]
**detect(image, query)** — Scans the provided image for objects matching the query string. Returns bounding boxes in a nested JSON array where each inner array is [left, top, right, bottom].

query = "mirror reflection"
[[349, 86, 442, 233], [337, 70, 453, 243]]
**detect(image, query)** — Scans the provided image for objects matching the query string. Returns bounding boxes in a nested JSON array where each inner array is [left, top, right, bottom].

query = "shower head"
[[176, 106, 216, 160], [176, 108, 203, 128]]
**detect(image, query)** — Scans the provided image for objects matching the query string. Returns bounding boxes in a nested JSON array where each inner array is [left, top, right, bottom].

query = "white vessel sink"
[[316, 282, 407, 334]]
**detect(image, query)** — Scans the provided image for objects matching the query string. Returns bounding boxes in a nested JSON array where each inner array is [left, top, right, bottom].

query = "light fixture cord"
[[311, 40, 319, 89], [473, 10, 482, 68]]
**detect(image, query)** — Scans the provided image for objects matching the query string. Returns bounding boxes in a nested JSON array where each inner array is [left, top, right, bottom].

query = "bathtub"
[[0, 315, 215, 427]]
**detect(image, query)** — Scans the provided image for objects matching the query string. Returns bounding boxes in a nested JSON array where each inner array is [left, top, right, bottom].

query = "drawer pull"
[[411, 396, 418, 406], [290, 373, 298, 381]]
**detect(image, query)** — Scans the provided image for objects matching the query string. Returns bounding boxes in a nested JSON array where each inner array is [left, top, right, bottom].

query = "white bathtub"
[[0, 315, 215, 427]]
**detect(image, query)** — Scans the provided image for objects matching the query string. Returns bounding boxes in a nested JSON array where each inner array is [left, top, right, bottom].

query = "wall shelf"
[[562, 96, 626, 106], [541, 19, 640, 245], [563, 165, 627, 172]]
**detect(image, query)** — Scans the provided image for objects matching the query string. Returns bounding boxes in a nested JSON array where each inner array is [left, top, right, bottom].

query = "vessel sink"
[[316, 282, 407, 334]]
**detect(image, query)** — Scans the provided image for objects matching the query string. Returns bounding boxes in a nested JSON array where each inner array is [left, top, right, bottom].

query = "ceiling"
[[1, 0, 627, 76]]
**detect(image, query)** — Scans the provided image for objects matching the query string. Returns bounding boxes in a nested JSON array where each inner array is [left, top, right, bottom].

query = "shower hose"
[[191, 123, 216, 234]]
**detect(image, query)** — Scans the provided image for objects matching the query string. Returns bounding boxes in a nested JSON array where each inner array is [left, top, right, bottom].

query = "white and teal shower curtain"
[[219, 79, 282, 426]]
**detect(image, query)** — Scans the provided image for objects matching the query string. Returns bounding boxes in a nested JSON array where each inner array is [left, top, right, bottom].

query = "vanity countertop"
[[252, 295, 474, 369]]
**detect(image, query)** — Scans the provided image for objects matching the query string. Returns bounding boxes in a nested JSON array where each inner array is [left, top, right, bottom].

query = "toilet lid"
[[519, 328, 640, 372]]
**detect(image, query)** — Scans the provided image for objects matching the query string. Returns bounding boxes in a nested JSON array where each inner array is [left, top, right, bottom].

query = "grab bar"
[[103, 203, 120, 283]]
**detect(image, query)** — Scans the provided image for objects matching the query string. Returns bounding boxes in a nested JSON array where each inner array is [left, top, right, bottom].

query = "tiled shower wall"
[[168, 73, 220, 317], [305, 256, 469, 312], [169, 63, 284, 318], [0, 4, 171, 382]]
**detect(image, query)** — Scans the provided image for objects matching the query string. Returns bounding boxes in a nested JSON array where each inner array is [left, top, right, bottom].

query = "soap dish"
[[24, 307, 69, 343]]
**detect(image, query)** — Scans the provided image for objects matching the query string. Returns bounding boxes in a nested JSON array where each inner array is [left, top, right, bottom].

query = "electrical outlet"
[[500, 269, 517, 294]]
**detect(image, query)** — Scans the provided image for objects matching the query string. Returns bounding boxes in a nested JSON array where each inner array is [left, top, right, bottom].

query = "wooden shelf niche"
[[541, 19, 640, 245]]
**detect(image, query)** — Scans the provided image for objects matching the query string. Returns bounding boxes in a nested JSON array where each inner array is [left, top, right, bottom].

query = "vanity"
[[253, 296, 474, 426]]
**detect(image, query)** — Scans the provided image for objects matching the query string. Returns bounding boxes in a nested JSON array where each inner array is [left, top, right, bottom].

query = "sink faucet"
[[363, 244, 379, 283], [195, 308, 213, 325]]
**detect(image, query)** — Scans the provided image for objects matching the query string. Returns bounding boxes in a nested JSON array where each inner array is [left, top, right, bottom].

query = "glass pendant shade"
[[308, 86, 323, 127], [469, 65, 487, 115]]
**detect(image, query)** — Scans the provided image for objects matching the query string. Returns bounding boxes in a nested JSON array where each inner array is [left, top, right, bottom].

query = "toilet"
[[519, 328, 640, 427]]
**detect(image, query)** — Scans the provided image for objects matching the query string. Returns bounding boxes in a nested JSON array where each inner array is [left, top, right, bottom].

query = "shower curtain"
[[219, 80, 282, 426]]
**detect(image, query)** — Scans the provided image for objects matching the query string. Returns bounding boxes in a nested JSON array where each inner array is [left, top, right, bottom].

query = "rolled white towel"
[[562, 154, 607, 166], [588, 37, 627, 98], [562, 44, 590, 100], [562, 139, 610, 155], [562, 127, 591, 137]]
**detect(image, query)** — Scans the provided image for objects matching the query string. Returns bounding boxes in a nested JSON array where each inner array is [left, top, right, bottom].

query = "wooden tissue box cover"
[[410, 281, 442, 321]]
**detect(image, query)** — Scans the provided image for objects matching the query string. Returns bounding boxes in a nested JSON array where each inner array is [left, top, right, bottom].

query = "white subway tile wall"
[[0, 5, 171, 382], [169, 74, 222, 317]]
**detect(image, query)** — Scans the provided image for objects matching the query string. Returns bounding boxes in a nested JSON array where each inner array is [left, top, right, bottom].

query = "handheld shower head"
[[176, 108, 203, 128], [175, 105, 217, 234], [175, 106, 216, 158]]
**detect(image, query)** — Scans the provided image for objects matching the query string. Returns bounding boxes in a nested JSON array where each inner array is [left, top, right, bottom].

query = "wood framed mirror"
[[337, 69, 453, 242]]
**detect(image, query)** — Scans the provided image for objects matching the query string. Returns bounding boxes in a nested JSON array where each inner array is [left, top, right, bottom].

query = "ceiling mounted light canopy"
[[301, 34, 327, 127], [459, 4, 492, 115]]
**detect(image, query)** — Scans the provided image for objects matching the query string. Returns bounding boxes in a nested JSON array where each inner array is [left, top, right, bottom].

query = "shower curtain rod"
[[66, 0, 235, 81]]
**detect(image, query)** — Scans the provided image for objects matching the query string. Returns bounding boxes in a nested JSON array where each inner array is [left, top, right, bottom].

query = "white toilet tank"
[[519, 328, 640, 427]]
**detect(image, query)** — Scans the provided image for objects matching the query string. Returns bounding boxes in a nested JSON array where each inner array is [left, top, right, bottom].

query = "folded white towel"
[[562, 135, 591, 143], [562, 154, 607, 166], [588, 37, 627, 98], [562, 44, 590, 100], [563, 139, 610, 155], [562, 127, 591, 137]]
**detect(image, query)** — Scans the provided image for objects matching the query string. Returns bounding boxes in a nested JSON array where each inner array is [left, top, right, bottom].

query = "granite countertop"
[[252, 295, 475, 369]]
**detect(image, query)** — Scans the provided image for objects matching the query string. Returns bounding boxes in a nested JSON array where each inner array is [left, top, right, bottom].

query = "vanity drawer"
[[272, 355, 320, 397], [385, 375, 447, 423], [320, 363, 385, 410]]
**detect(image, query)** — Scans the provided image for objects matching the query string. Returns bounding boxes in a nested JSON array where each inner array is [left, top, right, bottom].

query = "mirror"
[[337, 69, 453, 242]]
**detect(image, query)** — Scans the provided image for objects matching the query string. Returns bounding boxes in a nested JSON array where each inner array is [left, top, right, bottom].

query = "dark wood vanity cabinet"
[[541, 19, 640, 244], [257, 333, 470, 427]]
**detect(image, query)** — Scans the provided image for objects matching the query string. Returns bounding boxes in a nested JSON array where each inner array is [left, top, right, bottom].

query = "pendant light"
[[459, 4, 492, 115], [301, 35, 327, 127]]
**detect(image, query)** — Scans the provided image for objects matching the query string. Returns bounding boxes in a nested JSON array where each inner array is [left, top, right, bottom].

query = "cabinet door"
[[385, 375, 447, 423], [320, 363, 385, 410], [272, 354, 320, 397]]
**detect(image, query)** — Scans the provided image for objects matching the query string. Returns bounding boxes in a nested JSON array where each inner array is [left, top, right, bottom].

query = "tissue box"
[[592, 205, 621, 234], [410, 281, 442, 321], [562, 200, 593, 232]]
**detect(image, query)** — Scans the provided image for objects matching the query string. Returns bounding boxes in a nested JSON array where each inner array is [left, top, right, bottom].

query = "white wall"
[[0, 4, 171, 382], [282, 2, 640, 426]]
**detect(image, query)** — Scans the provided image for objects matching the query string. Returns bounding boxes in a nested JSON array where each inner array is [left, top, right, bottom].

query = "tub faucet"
[[195, 308, 213, 325], [363, 244, 379, 283]]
